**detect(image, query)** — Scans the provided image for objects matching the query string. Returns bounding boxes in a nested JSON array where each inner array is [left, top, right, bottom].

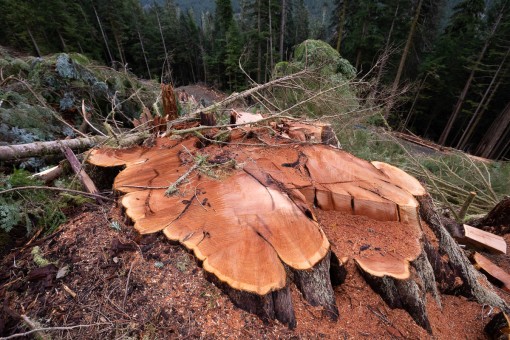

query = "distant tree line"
[[0, 0, 318, 90], [0, 0, 508, 159], [330, 0, 510, 159]]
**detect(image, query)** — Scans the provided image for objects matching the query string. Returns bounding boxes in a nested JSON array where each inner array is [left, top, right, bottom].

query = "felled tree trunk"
[[0, 133, 148, 161], [86, 120, 508, 332]]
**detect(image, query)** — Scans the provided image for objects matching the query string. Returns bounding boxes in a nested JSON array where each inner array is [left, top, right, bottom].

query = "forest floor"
[[2, 201, 510, 339]]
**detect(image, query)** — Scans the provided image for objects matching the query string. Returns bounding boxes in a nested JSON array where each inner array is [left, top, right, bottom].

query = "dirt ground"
[[176, 83, 227, 107], [1, 200, 508, 339]]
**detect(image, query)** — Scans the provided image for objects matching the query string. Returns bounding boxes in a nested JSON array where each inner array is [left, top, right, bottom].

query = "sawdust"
[[0, 204, 497, 339]]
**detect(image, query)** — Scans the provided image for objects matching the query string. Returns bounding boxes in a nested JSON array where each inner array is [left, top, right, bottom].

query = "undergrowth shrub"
[[0, 169, 91, 237]]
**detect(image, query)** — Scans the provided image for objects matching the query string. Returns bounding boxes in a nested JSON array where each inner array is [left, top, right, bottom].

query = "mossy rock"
[[2, 52, 159, 148], [293, 40, 356, 79]]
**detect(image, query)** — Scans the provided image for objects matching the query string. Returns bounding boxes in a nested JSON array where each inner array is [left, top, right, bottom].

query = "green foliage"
[[0, 51, 159, 153], [0, 197, 23, 233], [271, 39, 358, 118], [110, 220, 122, 232], [293, 39, 355, 78], [336, 127, 509, 215]]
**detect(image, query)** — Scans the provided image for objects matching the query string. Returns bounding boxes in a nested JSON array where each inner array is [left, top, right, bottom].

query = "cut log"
[[31, 165, 63, 183], [276, 120, 340, 147], [459, 225, 507, 254], [87, 121, 508, 331], [200, 111, 217, 126], [473, 252, 510, 291], [230, 110, 264, 125]]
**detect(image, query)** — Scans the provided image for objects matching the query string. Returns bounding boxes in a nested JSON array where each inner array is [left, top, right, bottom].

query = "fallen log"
[[0, 133, 148, 161], [86, 121, 508, 332]]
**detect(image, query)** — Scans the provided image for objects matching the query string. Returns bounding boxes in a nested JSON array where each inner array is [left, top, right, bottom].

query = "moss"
[[68, 53, 90, 65], [11, 58, 30, 73], [31, 246, 52, 267], [0, 58, 9, 69]]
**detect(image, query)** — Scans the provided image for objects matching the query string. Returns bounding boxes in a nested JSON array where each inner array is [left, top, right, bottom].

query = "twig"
[[123, 261, 135, 310], [190, 69, 309, 116], [81, 100, 106, 136], [382, 132, 461, 220], [458, 191, 477, 222], [165, 162, 200, 196], [171, 82, 350, 136], [0, 186, 111, 201], [0, 320, 107, 339]]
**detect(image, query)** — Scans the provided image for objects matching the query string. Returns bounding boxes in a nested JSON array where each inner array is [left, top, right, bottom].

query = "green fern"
[[0, 197, 22, 233]]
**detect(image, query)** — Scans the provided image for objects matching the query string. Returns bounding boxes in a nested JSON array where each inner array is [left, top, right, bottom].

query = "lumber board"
[[460, 224, 507, 254]]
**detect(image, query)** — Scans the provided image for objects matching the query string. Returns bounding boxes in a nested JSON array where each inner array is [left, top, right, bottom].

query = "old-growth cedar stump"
[[87, 121, 508, 332]]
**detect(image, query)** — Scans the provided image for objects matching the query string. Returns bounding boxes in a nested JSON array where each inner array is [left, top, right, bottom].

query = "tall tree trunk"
[[335, 0, 347, 53], [369, 2, 399, 104], [137, 28, 152, 79], [57, 30, 67, 51], [401, 72, 428, 132], [93, 6, 114, 65], [386, 0, 423, 118], [77, 42, 84, 54], [457, 45, 510, 150], [200, 44, 208, 84], [376, 3, 398, 84], [113, 31, 126, 66], [257, 0, 262, 83], [438, 11, 503, 146], [354, 20, 367, 70], [477, 102, 510, 158], [27, 28, 42, 57], [155, 10, 172, 82], [493, 125, 510, 159], [279, 0, 286, 61], [268, 0, 274, 72]]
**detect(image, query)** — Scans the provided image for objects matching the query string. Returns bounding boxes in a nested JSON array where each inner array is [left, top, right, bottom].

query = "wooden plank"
[[460, 224, 507, 254], [473, 252, 510, 291]]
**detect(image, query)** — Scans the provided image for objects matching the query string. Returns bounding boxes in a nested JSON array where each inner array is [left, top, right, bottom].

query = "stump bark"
[[87, 121, 508, 332]]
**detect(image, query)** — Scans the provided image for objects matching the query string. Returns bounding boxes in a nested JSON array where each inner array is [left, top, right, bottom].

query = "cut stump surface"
[[87, 123, 506, 331]]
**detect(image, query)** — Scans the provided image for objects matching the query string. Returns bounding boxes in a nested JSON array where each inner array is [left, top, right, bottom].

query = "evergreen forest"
[[0, 0, 509, 159]]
